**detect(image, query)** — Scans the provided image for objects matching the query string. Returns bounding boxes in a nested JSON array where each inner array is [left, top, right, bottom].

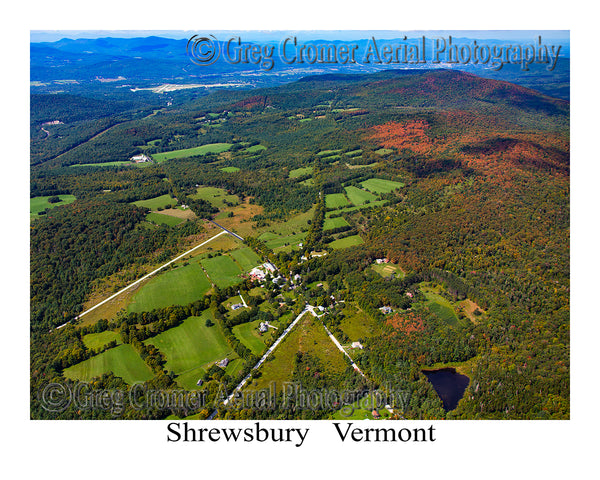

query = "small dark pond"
[[422, 368, 470, 411]]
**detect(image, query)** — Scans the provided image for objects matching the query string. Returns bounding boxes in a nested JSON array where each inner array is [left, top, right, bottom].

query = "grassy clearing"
[[328, 235, 364, 250], [421, 286, 459, 326], [323, 216, 350, 231], [371, 263, 405, 279], [289, 166, 313, 178], [128, 262, 211, 313], [221, 166, 240, 173], [245, 145, 267, 153], [201, 255, 243, 288], [145, 212, 184, 227], [317, 149, 341, 157], [345, 149, 363, 157], [82, 331, 122, 350], [264, 232, 306, 250], [189, 186, 239, 209], [30, 195, 76, 216], [325, 193, 350, 209], [132, 194, 176, 210], [69, 161, 136, 168], [63, 344, 154, 384], [324, 200, 386, 217], [257, 207, 314, 237], [152, 143, 232, 162], [375, 148, 394, 155], [145, 313, 234, 375], [229, 247, 262, 271], [175, 366, 207, 390], [338, 304, 382, 341], [232, 320, 268, 356], [360, 178, 405, 193], [344, 186, 379, 205]]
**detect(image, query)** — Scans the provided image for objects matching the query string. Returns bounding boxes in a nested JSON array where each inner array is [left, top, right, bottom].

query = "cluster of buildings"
[[130, 154, 151, 163], [248, 262, 277, 282]]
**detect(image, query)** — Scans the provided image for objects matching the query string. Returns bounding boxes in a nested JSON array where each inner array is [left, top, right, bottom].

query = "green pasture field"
[[344, 149, 363, 157], [63, 344, 154, 384], [421, 286, 459, 326], [229, 247, 262, 271], [245, 144, 267, 153], [132, 194, 177, 210], [264, 232, 307, 250], [375, 148, 394, 155], [328, 235, 364, 250], [289, 166, 313, 178], [344, 186, 378, 205], [221, 166, 240, 173], [232, 320, 268, 356], [152, 143, 232, 162], [371, 263, 405, 279], [145, 313, 234, 375], [30, 195, 76, 216], [325, 193, 350, 209], [82, 331, 122, 350], [189, 186, 239, 209], [360, 178, 405, 193], [317, 149, 341, 157], [201, 255, 243, 288], [128, 262, 211, 313], [323, 216, 350, 231], [145, 212, 184, 227], [324, 200, 386, 217], [338, 304, 382, 341]]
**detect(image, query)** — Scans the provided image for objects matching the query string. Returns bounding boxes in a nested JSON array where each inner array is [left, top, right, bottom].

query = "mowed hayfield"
[[328, 235, 364, 250], [132, 194, 177, 210], [232, 320, 267, 356], [145, 212, 185, 227], [360, 178, 405, 193], [344, 186, 378, 205], [128, 262, 211, 313], [145, 313, 234, 374], [325, 193, 350, 209], [201, 255, 243, 288], [30, 195, 76, 216], [152, 143, 232, 162], [261, 231, 306, 250], [82, 331, 122, 350], [63, 344, 154, 384], [229, 247, 262, 271], [323, 216, 350, 231], [289, 166, 313, 178], [189, 186, 239, 209]]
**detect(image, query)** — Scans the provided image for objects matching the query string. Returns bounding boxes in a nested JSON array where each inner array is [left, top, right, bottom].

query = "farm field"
[[229, 247, 262, 271], [232, 320, 267, 356], [338, 304, 382, 341], [221, 166, 240, 172], [360, 178, 405, 193], [371, 262, 405, 279], [82, 331, 122, 350], [132, 194, 176, 210], [317, 149, 341, 157], [344, 185, 378, 205], [145, 313, 234, 375], [63, 344, 154, 385], [325, 193, 350, 209], [324, 200, 386, 217], [245, 144, 266, 153], [289, 166, 313, 178], [189, 186, 239, 209], [128, 262, 212, 313], [323, 216, 350, 231], [201, 255, 243, 288], [328, 235, 364, 250], [145, 212, 184, 227], [30, 194, 76, 216], [420, 285, 460, 326], [152, 143, 232, 161], [263, 232, 306, 250]]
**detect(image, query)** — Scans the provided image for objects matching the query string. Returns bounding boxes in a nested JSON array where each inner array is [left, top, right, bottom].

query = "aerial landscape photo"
[[30, 30, 570, 420]]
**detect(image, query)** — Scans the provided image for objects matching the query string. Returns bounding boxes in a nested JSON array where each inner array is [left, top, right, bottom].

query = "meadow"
[[344, 186, 378, 205], [232, 320, 268, 356], [30, 194, 76, 216], [145, 313, 234, 375], [82, 331, 122, 350], [323, 216, 350, 231], [152, 143, 232, 162], [145, 212, 184, 227], [328, 235, 364, 250], [132, 194, 177, 210], [360, 178, 405, 193], [325, 193, 351, 209], [229, 247, 262, 271], [128, 262, 212, 313], [289, 166, 313, 178], [201, 255, 243, 288], [63, 344, 154, 384], [190, 186, 239, 209]]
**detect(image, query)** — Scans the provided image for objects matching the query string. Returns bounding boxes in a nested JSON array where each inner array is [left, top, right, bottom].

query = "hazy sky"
[[30, 29, 570, 43]]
